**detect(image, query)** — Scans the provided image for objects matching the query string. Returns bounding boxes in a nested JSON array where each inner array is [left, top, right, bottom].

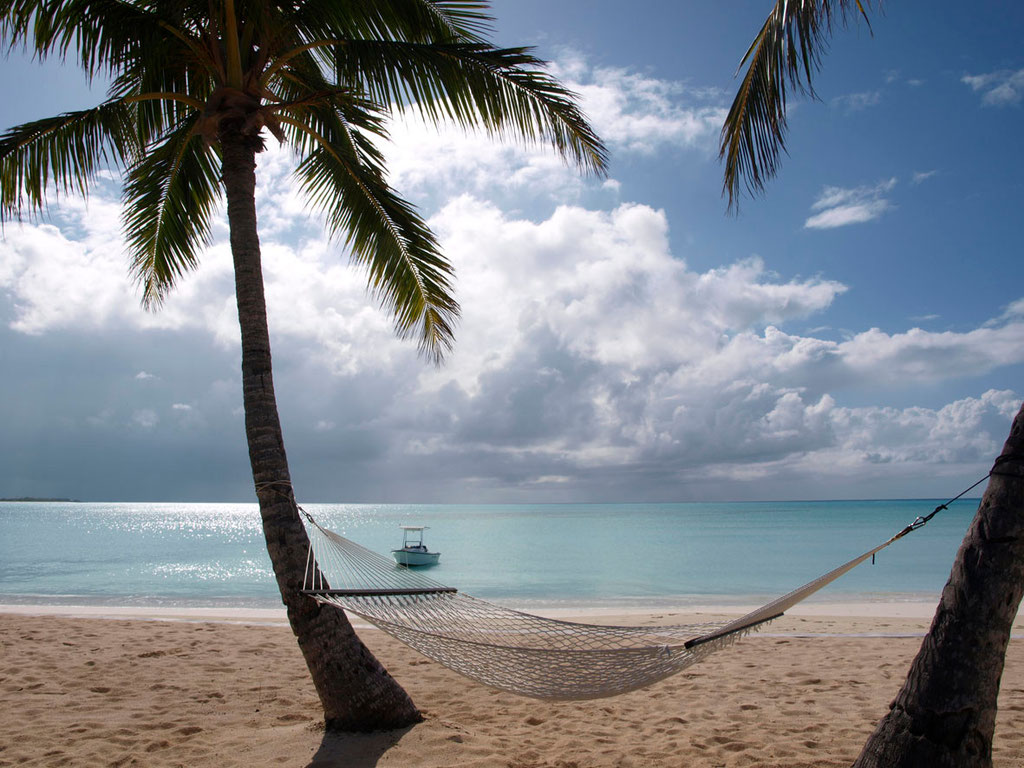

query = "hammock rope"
[[298, 483, 983, 700]]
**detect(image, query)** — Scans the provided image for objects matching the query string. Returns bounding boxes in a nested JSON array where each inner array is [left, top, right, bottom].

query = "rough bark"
[[853, 402, 1024, 767], [218, 128, 422, 731]]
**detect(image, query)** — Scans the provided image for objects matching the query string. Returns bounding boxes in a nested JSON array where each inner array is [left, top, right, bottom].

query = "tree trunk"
[[854, 402, 1024, 767], [218, 129, 422, 732]]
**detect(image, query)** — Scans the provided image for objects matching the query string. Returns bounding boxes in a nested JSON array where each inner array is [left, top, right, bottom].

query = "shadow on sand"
[[306, 725, 416, 767]]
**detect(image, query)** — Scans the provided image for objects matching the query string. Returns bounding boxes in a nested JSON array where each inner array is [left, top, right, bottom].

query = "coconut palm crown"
[[0, 0, 607, 731]]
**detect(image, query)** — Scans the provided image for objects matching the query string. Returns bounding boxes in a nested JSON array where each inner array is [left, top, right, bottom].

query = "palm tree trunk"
[[854, 402, 1024, 767], [219, 129, 422, 732]]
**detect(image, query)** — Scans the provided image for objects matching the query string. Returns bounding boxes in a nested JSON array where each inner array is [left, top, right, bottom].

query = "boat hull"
[[392, 548, 441, 567]]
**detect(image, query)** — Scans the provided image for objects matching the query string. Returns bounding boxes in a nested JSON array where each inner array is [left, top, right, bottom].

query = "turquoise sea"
[[0, 499, 979, 611]]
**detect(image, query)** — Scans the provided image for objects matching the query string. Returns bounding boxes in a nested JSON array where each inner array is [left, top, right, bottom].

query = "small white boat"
[[392, 525, 441, 567]]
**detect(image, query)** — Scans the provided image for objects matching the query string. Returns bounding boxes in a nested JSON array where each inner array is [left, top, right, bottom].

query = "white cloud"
[[962, 68, 1024, 106], [3, 167, 1021, 497], [805, 178, 896, 229], [1, 64, 1021, 500], [552, 55, 727, 154], [826, 389, 1019, 466], [0, 212, 137, 334], [810, 178, 896, 210], [804, 201, 889, 229], [132, 409, 159, 429], [831, 90, 881, 111], [369, 200, 1023, 492], [377, 51, 726, 204], [986, 297, 1024, 327], [0, 49, 729, 346], [0, 200, 403, 377], [839, 325, 1024, 383], [0, 194, 237, 340], [170, 402, 207, 429], [418, 198, 845, 399], [911, 170, 938, 185], [1002, 298, 1024, 317], [135, 371, 155, 380], [884, 71, 923, 88], [380, 114, 590, 203]]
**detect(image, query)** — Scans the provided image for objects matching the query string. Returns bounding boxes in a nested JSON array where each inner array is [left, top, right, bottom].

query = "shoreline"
[[4, 598, 1022, 634], [0, 596, 951, 621]]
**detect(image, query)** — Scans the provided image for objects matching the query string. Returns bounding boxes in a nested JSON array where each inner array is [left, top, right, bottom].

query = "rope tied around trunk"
[[990, 451, 1024, 478], [254, 479, 296, 504]]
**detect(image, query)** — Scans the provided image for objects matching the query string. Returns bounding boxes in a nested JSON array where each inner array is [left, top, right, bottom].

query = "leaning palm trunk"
[[1, 0, 605, 735], [0, 0, 606, 735], [219, 130, 420, 731], [854, 402, 1024, 767]]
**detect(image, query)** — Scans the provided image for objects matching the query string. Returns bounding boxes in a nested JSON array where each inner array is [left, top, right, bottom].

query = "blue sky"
[[0, 1, 1022, 502]]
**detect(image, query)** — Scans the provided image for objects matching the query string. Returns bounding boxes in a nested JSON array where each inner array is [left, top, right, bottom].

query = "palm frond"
[[282, 0, 492, 48], [259, 0, 493, 91], [409, 0, 494, 41], [123, 114, 221, 307], [0, 99, 138, 222], [330, 40, 607, 175], [720, 0, 873, 212], [282, 102, 459, 362], [3, 1, 211, 146], [109, 62, 211, 148], [5, 0, 167, 78]]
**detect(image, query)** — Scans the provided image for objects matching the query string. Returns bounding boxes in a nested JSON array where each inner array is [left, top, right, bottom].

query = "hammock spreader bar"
[[302, 587, 458, 597], [684, 612, 784, 649]]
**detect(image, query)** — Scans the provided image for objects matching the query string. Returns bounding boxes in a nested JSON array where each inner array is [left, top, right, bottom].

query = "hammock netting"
[[300, 515, 917, 700]]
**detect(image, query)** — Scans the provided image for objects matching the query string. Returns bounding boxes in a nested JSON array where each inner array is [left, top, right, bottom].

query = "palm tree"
[[0, 0, 606, 731], [720, 3, 1024, 766]]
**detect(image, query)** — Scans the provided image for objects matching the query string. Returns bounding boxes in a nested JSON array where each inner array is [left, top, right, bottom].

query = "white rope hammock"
[[300, 511, 932, 701]]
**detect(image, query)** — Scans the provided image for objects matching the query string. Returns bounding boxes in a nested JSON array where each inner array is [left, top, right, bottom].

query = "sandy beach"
[[1, 604, 1023, 767]]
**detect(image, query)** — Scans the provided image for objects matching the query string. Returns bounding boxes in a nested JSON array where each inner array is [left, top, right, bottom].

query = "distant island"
[[0, 497, 81, 502]]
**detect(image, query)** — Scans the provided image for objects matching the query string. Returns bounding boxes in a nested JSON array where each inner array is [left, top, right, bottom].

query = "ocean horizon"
[[0, 498, 980, 612]]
